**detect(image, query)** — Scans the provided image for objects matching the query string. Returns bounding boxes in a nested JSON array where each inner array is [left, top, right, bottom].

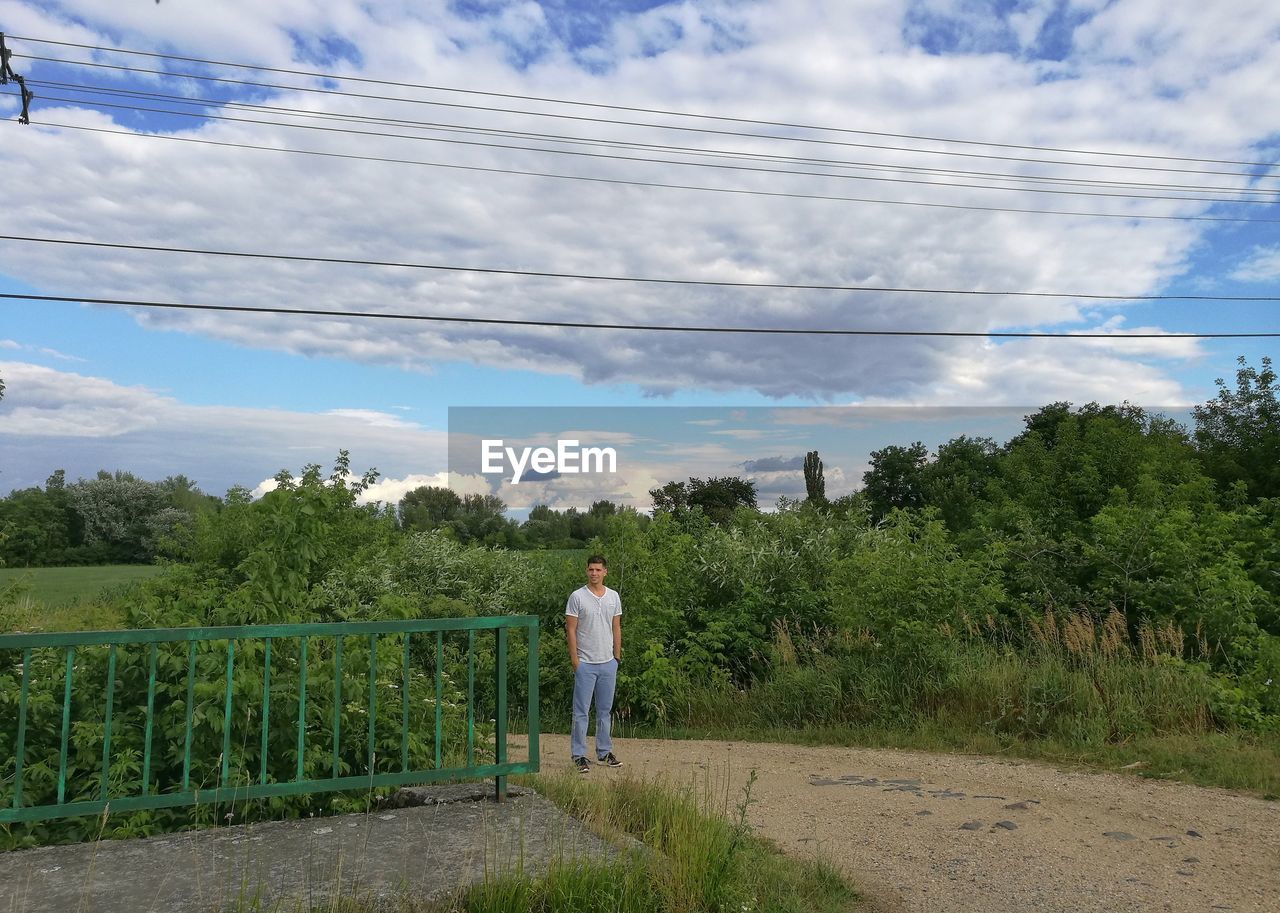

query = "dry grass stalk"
[[772, 619, 797, 667], [1100, 609, 1129, 658], [1029, 607, 1062, 651], [1062, 612, 1097, 657], [1157, 619, 1184, 657], [1138, 621, 1158, 662]]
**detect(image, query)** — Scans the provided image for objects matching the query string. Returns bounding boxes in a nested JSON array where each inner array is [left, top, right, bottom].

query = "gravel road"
[[517, 734, 1279, 913]]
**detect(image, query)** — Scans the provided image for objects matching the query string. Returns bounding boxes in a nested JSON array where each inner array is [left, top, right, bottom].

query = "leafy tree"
[[445, 493, 522, 547], [158, 474, 221, 515], [0, 486, 73, 566], [650, 476, 757, 525], [1194, 355, 1280, 501], [921, 436, 999, 534], [803, 450, 826, 505], [649, 480, 690, 517], [65, 471, 168, 563], [398, 485, 462, 531], [862, 442, 928, 522], [522, 503, 573, 548]]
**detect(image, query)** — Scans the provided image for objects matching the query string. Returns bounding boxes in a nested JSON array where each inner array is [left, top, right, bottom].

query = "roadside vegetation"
[[229, 772, 861, 913], [2, 355, 1279, 852]]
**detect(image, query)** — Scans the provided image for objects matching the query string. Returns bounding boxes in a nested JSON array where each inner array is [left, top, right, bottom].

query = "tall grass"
[[648, 612, 1280, 795], [674, 610, 1220, 738], [228, 773, 860, 913], [450, 772, 858, 913]]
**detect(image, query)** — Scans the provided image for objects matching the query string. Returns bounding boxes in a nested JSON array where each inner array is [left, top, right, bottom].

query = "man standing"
[[565, 554, 623, 773]]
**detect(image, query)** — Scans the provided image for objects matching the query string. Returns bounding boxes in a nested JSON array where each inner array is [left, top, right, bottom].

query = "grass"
[[612, 611, 1280, 798], [0, 565, 158, 631], [225, 772, 862, 913], [0, 564, 163, 607]]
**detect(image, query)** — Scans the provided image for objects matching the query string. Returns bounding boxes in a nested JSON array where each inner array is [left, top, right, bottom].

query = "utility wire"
[[12, 34, 1280, 171], [33, 90, 1272, 206], [27, 78, 1279, 197], [4, 292, 1275, 338], [27, 120, 1280, 224], [14, 51, 1278, 180], [3, 234, 1276, 301]]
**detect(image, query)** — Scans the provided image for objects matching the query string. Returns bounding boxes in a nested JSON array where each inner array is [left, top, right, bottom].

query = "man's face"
[[586, 562, 607, 586]]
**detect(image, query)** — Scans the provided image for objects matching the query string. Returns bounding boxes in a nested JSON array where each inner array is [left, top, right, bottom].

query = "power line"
[[4, 234, 1277, 301], [4, 291, 1275, 338], [27, 78, 1279, 198], [29, 120, 1280, 224], [14, 51, 1279, 181], [33, 90, 1272, 206], [12, 34, 1280, 171]]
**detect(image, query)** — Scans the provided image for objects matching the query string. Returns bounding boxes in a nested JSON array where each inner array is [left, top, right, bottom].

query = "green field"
[[0, 565, 162, 631], [0, 564, 164, 605]]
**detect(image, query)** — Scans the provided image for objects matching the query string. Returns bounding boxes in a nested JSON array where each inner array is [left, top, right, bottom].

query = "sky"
[[0, 0, 1277, 508]]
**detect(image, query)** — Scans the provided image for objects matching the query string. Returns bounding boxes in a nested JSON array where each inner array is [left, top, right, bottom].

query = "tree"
[[446, 493, 522, 546], [862, 442, 928, 522], [921, 436, 999, 533], [650, 476, 757, 525], [1194, 355, 1280, 501], [523, 504, 573, 547], [65, 471, 169, 563], [649, 480, 690, 517], [399, 486, 462, 531], [803, 450, 826, 505]]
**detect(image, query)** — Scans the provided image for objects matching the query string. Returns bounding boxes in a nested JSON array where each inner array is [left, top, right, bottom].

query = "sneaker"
[[598, 752, 623, 768], [573, 756, 591, 774]]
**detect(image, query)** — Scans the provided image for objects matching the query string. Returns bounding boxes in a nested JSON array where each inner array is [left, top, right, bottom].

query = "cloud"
[[1230, 246, 1280, 282], [0, 360, 449, 494], [2, 0, 1274, 407], [0, 338, 86, 361], [741, 454, 805, 472]]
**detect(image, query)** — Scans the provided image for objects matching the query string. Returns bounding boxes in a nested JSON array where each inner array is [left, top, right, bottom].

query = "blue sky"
[[1, 0, 1277, 505]]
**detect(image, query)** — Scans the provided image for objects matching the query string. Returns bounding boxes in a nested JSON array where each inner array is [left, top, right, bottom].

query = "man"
[[565, 554, 623, 773]]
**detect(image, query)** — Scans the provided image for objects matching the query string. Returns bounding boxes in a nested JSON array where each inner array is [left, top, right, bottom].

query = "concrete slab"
[[0, 785, 617, 913]]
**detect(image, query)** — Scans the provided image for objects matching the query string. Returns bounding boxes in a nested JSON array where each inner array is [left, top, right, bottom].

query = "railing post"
[[400, 633, 410, 773], [142, 643, 157, 796], [220, 640, 235, 787], [527, 621, 539, 774], [466, 629, 475, 769], [57, 647, 75, 804], [296, 637, 308, 781], [495, 626, 508, 802], [101, 645, 117, 800], [260, 638, 272, 785], [332, 635, 343, 779], [181, 642, 195, 791], [14, 649, 30, 810]]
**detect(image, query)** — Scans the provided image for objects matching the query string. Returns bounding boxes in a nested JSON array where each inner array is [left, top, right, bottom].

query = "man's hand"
[[566, 613, 579, 672]]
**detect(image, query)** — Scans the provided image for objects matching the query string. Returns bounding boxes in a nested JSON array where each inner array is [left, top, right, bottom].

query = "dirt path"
[[515, 734, 1278, 913]]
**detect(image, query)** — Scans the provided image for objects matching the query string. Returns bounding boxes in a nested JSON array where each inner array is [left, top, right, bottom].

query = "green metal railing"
[[0, 616, 539, 825]]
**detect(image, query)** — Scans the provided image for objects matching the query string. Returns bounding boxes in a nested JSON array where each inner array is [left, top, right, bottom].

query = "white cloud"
[[0, 339, 84, 361], [0, 360, 449, 493], [1230, 246, 1280, 282], [2, 0, 1274, 407]]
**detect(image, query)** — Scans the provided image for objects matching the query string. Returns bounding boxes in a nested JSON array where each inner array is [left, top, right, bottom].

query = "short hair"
[[586, 554, 608, 568]]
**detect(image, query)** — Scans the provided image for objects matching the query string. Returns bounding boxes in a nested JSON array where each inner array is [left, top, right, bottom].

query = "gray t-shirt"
[[565, 585, 622, 664]]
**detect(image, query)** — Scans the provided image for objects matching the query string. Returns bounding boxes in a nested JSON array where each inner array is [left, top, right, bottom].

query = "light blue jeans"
[[571, 659, 617, 760]]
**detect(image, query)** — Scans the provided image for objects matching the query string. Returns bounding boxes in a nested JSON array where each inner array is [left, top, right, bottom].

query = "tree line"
[[1, 355, 1275, 570]]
